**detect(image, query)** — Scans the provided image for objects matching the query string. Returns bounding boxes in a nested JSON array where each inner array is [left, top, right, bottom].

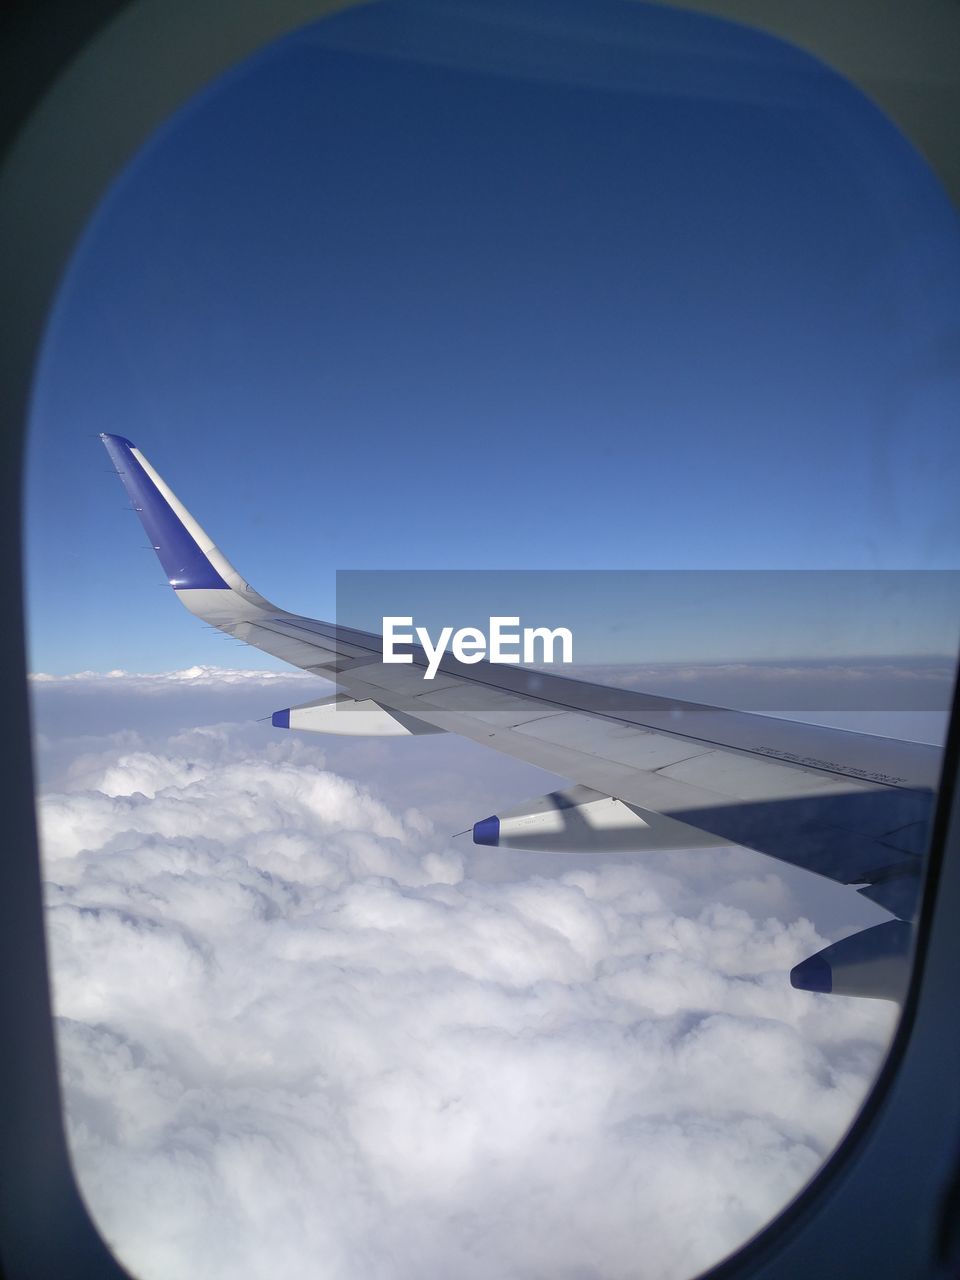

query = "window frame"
[[1, 2, 958, 1275]]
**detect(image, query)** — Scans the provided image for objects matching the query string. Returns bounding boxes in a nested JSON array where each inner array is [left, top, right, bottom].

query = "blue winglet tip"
[[271, 708, 290, 730], [98, 432, 230, 591], [100, 432, 136, 449], [472, 815, 500, 847], [790, 955, 832, 994]]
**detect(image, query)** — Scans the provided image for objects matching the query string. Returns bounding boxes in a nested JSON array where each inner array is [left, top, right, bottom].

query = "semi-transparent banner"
[[335, 570, 960, 717]]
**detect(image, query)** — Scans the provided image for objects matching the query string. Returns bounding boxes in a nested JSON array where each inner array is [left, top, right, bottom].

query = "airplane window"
[[23, 2, 960, 1278]]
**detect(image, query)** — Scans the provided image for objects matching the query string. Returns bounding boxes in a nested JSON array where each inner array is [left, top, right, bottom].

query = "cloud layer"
[[34, 670, 898, 1280]]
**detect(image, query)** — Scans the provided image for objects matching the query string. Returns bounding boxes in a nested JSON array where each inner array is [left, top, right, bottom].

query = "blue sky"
[[24, 0, 960, 672]]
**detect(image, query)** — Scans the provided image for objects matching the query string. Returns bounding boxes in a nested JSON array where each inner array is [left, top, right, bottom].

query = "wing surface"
[[101, 433, 938, 926]]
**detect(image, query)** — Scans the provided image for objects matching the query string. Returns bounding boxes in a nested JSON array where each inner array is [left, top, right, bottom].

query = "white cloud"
[[35, 671, 899, 1280], [30, 664, 316, 687]]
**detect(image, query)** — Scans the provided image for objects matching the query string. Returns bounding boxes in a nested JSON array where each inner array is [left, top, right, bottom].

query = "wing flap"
[[273, 693, 444, 736]]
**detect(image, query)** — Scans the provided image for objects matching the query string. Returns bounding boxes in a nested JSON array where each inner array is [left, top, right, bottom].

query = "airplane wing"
[[100, 433, 941, 999]]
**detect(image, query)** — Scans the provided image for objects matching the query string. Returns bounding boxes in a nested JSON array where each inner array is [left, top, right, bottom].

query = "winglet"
[[100, 433, 230, 590]]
